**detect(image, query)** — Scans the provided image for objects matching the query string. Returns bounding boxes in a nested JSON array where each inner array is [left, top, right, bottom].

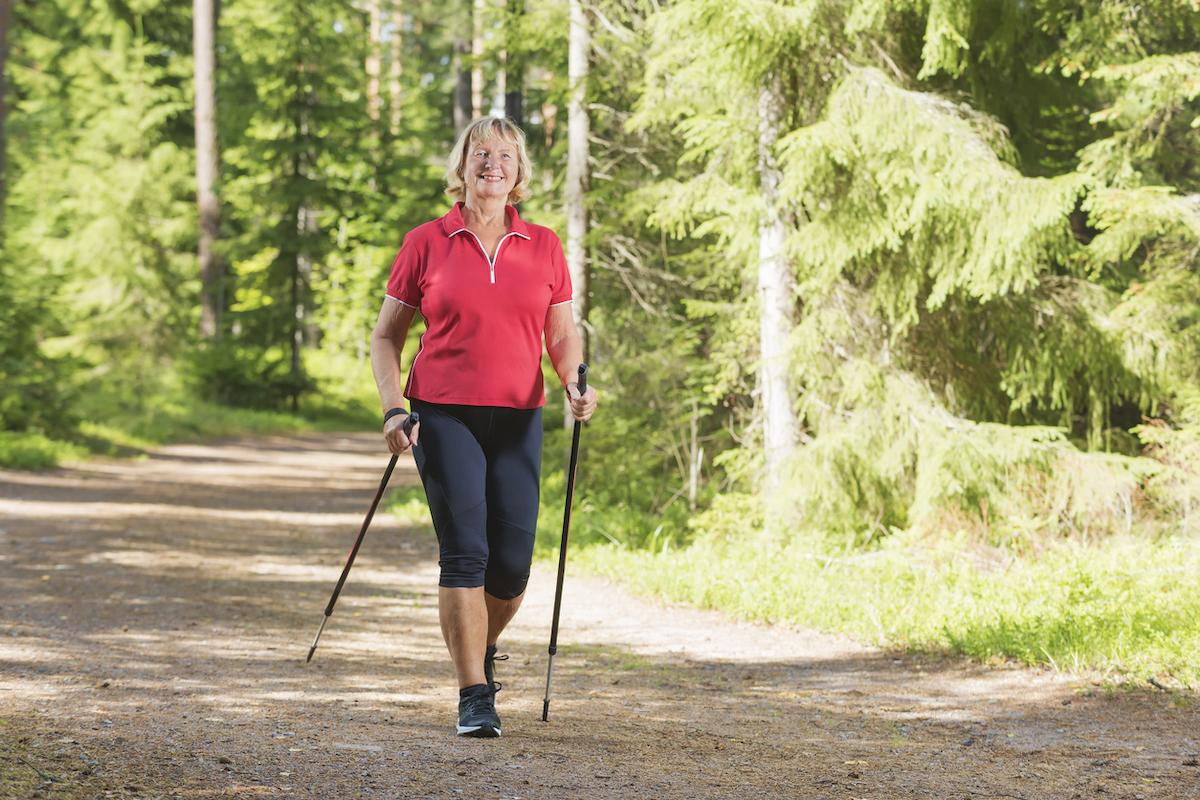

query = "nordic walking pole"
[[543, 363, 588, 721], [306, 412, 419, 663]]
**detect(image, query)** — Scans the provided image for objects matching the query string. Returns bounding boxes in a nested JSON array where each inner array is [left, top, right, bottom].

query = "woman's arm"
[[371, 297, 420, 451], [544, 303, 597, 422]]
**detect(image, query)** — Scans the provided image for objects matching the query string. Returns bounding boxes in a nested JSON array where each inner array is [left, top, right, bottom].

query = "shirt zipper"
[[462, 230, 521, 284]]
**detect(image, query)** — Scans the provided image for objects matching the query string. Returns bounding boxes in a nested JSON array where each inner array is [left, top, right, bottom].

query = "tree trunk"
[[366, 0, 382, 124], [291, 237, 301, 413], [0, 0, 11, 239], [538, 64, 556, 190], [364, 0, 382, 192], [193, 0, 222, 340], [297, 203, 317, 354], [453, 37, 472, 131], [756, 77, 799, 528], [564, 0, 588, 429], [503, 0, 523, 125], [496, 49, 506, 117], [388, 0, 403, 136], [471, 0, 485, 117]]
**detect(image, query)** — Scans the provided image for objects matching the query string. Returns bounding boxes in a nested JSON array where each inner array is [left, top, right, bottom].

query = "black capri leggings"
[[409, 398, 542, 599]]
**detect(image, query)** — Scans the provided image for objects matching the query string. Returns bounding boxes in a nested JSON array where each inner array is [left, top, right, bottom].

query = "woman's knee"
[[483, 568, 529, 599]]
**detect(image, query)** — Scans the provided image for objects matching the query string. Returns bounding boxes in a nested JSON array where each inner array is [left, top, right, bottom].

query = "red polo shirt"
[[385, 202, 574, 409]]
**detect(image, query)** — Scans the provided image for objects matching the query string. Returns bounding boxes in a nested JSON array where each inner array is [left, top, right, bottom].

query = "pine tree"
[[217, 0, 372, 407]]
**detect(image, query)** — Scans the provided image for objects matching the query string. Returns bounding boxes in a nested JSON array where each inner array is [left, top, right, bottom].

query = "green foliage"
[[3, 0, 450, 431], [7, 0, 196, 418], [536, 422, 694, 555], [0, 254, 76, 431], [1135, 389, 1200, 536], [629, 0, 1200, 549], [777, 66, 1157, 453], [0, 431, 86, 470], [187, 340, 313, 409]]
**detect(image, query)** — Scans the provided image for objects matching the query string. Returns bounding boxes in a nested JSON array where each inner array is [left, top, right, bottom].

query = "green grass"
[[385, 483, 433, 527], [571, 531, 1200, 687], [0, 350, 380, 470], [0, 400, 374, 470], [0, 430, 88, 470]]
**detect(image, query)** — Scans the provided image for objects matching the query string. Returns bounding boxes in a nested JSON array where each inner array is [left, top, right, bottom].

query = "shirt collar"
[[441, 201, 531, 240]]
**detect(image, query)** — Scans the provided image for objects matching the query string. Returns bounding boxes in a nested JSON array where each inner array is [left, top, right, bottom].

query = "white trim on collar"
[[448, 227, 531, 241]]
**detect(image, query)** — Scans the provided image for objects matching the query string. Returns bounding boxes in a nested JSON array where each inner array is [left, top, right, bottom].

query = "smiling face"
[[463, 136, 519, 205], [445, 118, 532, 204]]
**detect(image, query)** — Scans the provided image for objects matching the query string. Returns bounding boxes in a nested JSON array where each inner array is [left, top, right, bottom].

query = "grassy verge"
[[0, 351, 379, 470], [0, 431, 90, 470], [570, 531, 1200, 688]]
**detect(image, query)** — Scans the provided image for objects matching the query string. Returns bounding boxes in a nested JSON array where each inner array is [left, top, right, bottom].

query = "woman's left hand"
[[566, 382, 597, 423]]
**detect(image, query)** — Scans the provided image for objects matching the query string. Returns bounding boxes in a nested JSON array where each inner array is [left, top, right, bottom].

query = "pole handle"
[[577, 363, 588, 395], [403, 411, 420, 435]]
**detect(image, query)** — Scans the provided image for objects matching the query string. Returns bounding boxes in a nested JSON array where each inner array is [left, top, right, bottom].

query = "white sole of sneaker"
[[456, 724, 501, 737]]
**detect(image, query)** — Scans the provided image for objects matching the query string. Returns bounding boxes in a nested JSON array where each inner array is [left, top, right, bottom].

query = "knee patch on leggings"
[[483, 518, 535, 599]]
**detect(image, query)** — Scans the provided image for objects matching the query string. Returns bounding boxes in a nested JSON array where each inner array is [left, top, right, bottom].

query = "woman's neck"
[[462, 195, 508, 230]]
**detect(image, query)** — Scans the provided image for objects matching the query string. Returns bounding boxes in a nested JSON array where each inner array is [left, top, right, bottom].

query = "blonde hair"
[[445, 117, 533, 204]]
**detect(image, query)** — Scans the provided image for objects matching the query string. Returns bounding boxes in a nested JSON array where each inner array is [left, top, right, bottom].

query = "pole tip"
[[541, 700, 550, 722], [306, 645, 316, 663]]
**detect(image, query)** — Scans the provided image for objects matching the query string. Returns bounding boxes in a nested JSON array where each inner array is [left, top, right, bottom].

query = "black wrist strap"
[[383, 406, 408, 424]]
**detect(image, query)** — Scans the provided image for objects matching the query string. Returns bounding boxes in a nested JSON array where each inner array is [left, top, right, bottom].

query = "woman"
[[369, 116, 597, 738]]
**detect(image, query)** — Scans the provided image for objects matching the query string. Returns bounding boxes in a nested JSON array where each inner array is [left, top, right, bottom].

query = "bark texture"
[[389, 0, 403, 136], [756, 77, 799, 511], [193, 0, 222, 339]]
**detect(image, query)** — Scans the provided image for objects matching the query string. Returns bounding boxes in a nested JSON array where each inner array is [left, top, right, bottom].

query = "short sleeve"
[[549, 234, 574, 306], [385, 234, 422, 308]]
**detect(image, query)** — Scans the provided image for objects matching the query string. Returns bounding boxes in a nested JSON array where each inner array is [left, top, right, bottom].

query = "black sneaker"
[[484, 644, 509, 692], [457, 683, 501, 738]]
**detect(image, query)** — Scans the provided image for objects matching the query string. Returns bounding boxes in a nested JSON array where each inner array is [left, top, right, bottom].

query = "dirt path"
[[1, 433, 1197, 799]]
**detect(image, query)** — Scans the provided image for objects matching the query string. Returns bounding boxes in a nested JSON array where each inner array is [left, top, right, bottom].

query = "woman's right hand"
[[384, 414, 420, 454]]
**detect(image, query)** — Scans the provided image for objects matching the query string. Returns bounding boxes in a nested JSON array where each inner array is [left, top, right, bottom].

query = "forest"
[[3, 0, 1199, 685]]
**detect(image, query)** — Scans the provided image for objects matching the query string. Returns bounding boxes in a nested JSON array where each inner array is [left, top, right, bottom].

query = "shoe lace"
[[485, 652, 509, 692], [464, 685, 498, 715]]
